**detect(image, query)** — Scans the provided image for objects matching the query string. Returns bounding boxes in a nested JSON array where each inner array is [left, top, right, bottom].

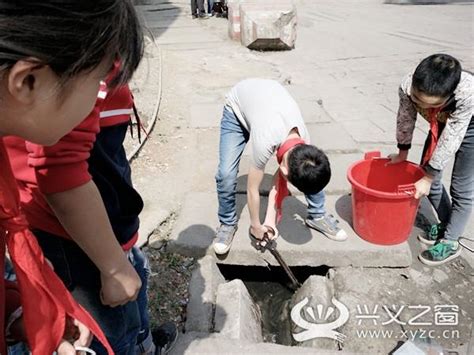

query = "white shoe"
[[213, 224, 237, 255], [305, 214, 348, 242]]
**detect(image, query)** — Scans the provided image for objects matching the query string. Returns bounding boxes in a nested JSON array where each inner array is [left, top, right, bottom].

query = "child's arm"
[[45, 181, 141, 307], [247, 166, 268, 240], [389, 76, 417, 165], [263, 170, 278, 234], [25, 109, 141, 307], [396, 77, 418, 154]]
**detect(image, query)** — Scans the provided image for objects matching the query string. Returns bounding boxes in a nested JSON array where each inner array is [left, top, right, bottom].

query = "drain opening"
[[218, 264, 330, 345]]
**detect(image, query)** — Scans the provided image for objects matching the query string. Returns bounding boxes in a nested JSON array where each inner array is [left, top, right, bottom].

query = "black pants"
[[191, 0, 205, 15]]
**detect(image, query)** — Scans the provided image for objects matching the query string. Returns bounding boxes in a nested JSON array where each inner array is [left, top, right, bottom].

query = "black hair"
[[287, 144, 331, 195], [0, 0, 144, 87], [412, 54, 462, 98]]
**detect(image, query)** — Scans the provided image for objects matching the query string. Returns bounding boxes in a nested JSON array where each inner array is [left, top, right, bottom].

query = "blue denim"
[[131, 247, 154, 353], [216, 107, 326, 226], [305, 190, 326, 218], [208, 0, 214, 13], [5, 261, 29, 355], [33, 230, 151, 355]]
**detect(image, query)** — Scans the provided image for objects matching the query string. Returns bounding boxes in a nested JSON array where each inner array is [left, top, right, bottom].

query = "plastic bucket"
[[347, 151, 425, 245]]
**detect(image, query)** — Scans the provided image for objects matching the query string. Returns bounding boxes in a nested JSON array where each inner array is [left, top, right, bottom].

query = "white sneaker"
[[305, 214, 348, 242], [213, 224, 238, 255]]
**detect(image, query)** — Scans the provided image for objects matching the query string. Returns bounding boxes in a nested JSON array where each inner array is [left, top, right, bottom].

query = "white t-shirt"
[[225, 78, 310, 170]]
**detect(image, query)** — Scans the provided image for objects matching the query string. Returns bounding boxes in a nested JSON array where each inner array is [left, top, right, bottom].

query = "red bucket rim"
[[346, 157, 424, 200]]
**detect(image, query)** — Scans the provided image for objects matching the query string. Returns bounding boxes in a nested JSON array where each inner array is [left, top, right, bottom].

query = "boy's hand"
[[57, 318, 93, 355], [100, 260, 141, 307], [250, 224, 278, 240], [262, 221, 279, 240], [250, 224, 269, 240], [414, 175, 433, 199]]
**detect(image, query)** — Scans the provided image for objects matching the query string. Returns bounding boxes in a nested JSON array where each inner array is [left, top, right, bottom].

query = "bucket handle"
[[364, 151, 382, 160], [398, 184, 416, 196]]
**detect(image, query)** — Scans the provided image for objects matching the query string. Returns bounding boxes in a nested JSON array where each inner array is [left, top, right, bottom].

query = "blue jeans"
[[34, 230, 152, 355], [215, 107, 326, 226], [208, 0, 214, 13]]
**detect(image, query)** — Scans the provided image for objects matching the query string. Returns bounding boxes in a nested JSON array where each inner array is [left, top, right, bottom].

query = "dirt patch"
[[144, 245, 195, 330], [142, 209, 196, 330]]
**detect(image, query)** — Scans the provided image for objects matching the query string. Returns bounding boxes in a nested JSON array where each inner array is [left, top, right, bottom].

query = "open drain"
[[218, 264, 330, 345]]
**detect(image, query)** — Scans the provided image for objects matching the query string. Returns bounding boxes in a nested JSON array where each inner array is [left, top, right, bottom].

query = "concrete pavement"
[[132, 0, 473, 267], [130, 1, 474, 352]]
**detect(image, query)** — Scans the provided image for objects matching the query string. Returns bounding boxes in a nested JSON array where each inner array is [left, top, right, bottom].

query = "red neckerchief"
[[421, 107, 442, 166], [0, 141, 113, 354], [275, 138, 305, 223]]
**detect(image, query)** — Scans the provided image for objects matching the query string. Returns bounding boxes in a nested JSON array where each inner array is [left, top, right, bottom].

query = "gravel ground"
[[143, 214, 196, 331]]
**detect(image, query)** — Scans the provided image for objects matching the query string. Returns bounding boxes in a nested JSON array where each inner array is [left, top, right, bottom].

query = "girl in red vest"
[[0, 1, 143, 354]]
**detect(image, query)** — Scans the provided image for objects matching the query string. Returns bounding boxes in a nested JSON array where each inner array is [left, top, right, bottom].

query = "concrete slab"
[[215, 279, 263, 342], [138, 204, 174, 247], [190, 103, 223, 128], [385, 0, 450, 4], [153, 27, 222, 45], [325, 153, 361, 195], [341, 120, 396, 144], [306, 123, 358, 153], [296, 99, 333, 123], [185, 256, 226, 332], [285, 84, 319, 100], [318, 91, 393, 124], [460, 217, 474, 269], [169, 331, 362, 355], [167, 191, 413, 267]]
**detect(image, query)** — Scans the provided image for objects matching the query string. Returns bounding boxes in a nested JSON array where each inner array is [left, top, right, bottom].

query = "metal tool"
[[250, 226, 302, 290]]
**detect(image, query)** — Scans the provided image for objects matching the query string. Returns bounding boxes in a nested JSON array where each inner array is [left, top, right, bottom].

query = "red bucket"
[[347, 151, 425, 245]]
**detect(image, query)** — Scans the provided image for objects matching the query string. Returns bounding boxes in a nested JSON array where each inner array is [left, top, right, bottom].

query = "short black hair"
[[0, 0, 144, 88], [412, 54, 462, 98], [287, 144, 331, 195]]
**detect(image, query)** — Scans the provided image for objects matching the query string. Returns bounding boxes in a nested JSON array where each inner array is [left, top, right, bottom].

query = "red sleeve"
[[25, 105, 101, 194]]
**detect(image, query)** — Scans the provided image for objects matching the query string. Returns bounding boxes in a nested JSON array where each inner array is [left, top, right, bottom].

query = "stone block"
[[333, 268, 407, 354], [240, 3, 297, 50], [227, 2, 241, 41], [290, 276, 340, 350], [215, 279, 263, 342], [185, 256, 226, 332]]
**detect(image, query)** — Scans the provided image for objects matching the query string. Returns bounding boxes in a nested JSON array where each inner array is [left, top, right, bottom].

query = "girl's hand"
[[414, 175, 433, 199], [387, 150, 409, 165], [57, 319, 93, 355]]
